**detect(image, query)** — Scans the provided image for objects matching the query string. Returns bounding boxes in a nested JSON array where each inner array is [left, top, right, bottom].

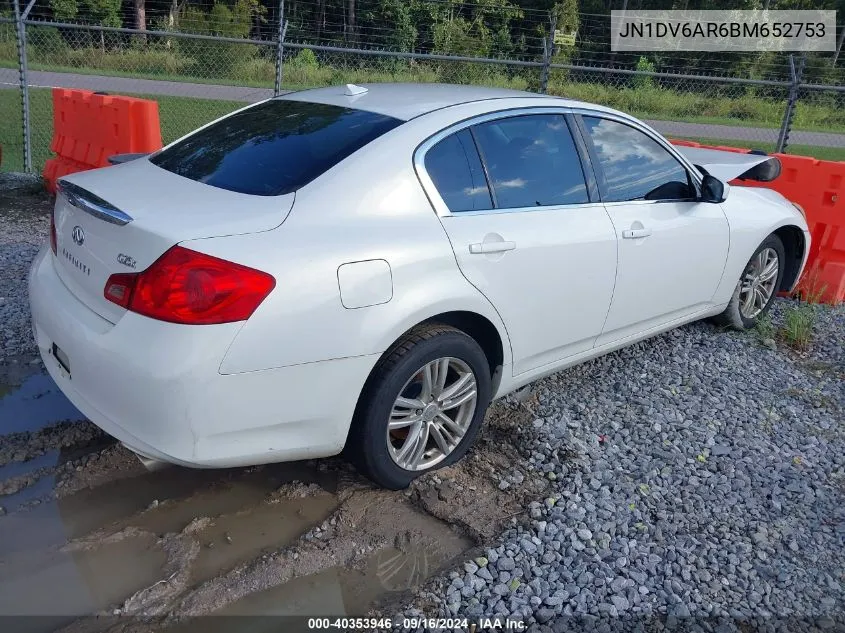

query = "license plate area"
[[52, 342, 71, 377]]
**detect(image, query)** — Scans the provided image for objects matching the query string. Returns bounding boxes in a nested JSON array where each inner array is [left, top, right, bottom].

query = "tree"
[[427, 0, 523, 57], [359, 0, 418, 51], [83, 0, 120, 49], [83, 0, 120, 28], [346, 0, 356, 44], [134, 0, 146, 32], [49, 0, 79, 22]]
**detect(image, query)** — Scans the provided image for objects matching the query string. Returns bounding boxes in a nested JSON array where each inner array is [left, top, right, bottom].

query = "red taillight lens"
[[103, 246, 275, 325], [104, 273, 136, 309], [50, 210, 57, 255]]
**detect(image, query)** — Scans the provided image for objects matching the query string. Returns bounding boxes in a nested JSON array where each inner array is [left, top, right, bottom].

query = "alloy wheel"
[[738, 247, 779, 320], [386, 357, 478, 471]]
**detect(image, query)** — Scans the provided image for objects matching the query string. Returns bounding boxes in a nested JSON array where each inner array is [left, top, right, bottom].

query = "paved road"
[[3, 68, 845, 148], [646, 119, 845, 149], [0, 67, 274, 103]]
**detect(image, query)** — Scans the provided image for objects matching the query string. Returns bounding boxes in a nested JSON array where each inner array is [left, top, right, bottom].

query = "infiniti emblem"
[[71, 225, 85, 246]]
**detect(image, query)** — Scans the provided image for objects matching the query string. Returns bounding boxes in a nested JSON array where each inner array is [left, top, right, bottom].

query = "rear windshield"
[[149, 99, 403, 196]]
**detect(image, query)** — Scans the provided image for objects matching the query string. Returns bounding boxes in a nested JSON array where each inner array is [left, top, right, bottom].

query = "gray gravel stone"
[[0, 184, 49, 362], [9, 188, 821, 633], [476, 566, 494, 582], [610, 595, 630, 612], [497, 557, 515, 572], [576, 528, 593, 541], [672, 602, 692, 618]]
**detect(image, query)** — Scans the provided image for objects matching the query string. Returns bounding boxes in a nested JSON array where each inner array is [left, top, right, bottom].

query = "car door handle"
[[622, 228, 652, 239], [469, 241, 516, 254]]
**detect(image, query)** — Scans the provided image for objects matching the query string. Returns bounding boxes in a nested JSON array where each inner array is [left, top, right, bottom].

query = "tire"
[[714, 234, 785, 330], [346, 323, 492, 489]]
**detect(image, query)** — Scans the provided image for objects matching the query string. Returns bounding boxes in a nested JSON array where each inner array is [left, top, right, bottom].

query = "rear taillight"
[[104, 273, 136, 309], [49, 210, 57, 255], [104, 246, 275, 325]]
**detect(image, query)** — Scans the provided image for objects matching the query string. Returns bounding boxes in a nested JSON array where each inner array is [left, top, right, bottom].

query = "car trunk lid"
[[53, 159, 293, 324], [673, 146, 782, 183]]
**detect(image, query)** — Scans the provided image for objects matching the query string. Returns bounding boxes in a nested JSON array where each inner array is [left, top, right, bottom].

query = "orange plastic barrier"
[[761, 154, 845, 304], [43, 88, 162, 193], [670, 139, 845, 304], [670, 139, 753, 155]]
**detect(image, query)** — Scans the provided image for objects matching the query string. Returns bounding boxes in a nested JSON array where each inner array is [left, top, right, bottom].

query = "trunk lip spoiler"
[[673, 146, 781, 183], [57, 179, 134, 226]]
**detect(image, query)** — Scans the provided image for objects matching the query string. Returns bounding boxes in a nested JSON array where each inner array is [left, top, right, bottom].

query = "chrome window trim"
[[415, 106, 593, 218], [601, 198, 696, 208], [57, 180, 134, 225], [442, 201, 608, 217], [571, 108, 704, 199]]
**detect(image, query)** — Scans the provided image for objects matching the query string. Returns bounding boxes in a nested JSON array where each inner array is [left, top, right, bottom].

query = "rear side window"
[[150, 100, 402, 196], [471, 114, 589, 209], [424, 129, 492, 213]]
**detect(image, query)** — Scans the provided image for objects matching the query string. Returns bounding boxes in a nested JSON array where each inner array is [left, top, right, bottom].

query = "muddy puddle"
[[1, 183, 547, 630], [0, 531, 166, 620], [0, 368, 94, 514], [0, 392, 543, 632], [172, 550, 468, 633], [0, 465, 344, 630], [168, 505, 471, 633], [187, 494, 339, 586], [212, 506, 469, 616], [1, 370, 84, 436], [0, 461, 337, 556]]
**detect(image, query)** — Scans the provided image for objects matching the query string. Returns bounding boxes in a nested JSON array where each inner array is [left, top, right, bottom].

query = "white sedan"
[[29, 83, 810, 489]]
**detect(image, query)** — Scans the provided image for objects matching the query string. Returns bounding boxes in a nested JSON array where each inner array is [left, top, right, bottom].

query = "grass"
[[755, 264, 829, 352], [754, 312, 776, 343], [780, 304, 815, 350], [0, 57, 277, 89], [1, 88, 843, 175], [546, 77, 845, 135], [793, 262, 831, 304], [1, 37, 845, 135], [670, 136, 845, 162], [0, 88, 243, 173]]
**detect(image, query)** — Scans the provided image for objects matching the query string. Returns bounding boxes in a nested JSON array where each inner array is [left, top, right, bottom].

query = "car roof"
[[279, 82, 592, 121]]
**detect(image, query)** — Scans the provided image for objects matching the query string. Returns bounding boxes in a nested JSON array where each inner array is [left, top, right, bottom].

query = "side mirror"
[[700, 174, 725, 203]]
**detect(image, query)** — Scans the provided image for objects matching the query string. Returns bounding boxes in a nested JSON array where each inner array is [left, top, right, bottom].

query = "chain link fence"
[[2, 0, 844, 174]]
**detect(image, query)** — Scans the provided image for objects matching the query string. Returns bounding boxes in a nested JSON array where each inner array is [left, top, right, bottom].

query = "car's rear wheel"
[[714, 234, 785, 330], [346, 324, 492, 489]]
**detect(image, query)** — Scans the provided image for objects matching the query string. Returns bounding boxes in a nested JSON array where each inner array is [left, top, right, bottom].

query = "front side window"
[[581, 116, 693, 203], [424, 129, 493, 213], [150, 99, 402, 196], [471, 114, 589, 209]]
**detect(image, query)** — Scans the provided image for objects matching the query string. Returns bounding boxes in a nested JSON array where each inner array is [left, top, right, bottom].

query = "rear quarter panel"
[[711, 185, 810, 305], [188, 100, 563, 374]]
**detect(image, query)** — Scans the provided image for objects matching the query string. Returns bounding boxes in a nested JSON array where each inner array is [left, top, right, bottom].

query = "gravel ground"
[[0, 174, 48, 364], [2, 179, 844, 631], [391, 305, 844, 631]]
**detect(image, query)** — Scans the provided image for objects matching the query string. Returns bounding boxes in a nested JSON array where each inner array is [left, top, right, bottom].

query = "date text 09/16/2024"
[[307, 617, 528, 630]]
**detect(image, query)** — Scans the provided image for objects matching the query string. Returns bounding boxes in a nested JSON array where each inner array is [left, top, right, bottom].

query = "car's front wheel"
[[715, 234, 785, 329], [346, 324, 492, 489]]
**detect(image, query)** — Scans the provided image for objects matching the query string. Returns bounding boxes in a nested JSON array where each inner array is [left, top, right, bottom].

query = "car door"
[[575, 113, 731, 346], [417, 111, 618, 376]]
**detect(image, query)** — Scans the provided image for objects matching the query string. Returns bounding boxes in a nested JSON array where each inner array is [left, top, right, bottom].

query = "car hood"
[[675, 146, 781, 183]]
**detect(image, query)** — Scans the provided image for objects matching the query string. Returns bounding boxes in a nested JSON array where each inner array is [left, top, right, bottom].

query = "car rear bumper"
[[28, 246, 378, 468]]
